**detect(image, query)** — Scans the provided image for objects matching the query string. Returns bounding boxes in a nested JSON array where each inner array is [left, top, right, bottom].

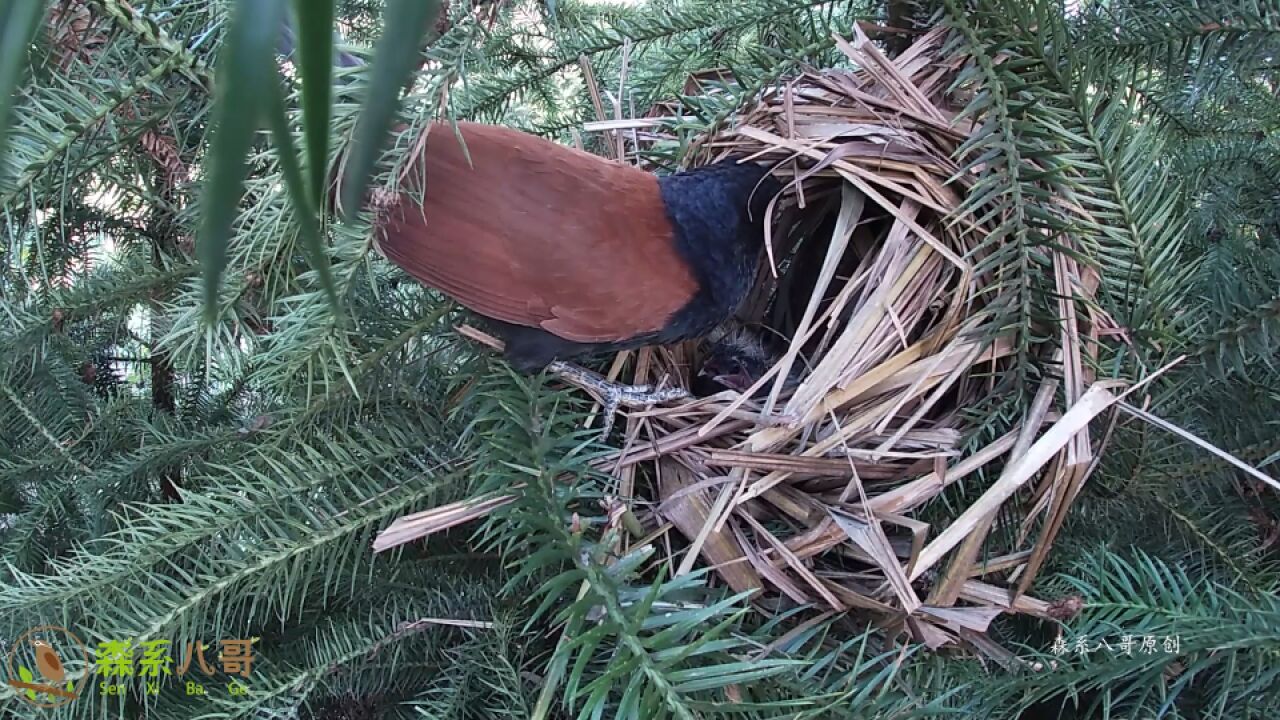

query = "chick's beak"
[[712, 371, 754, 394], [695, 362, 752, 394]]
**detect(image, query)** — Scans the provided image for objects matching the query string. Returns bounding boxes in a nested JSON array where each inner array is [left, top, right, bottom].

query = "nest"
[[591, 26, 1121, 646], [381, 27, 1124, 653]]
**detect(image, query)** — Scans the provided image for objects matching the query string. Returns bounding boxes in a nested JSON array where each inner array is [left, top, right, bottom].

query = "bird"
[[362, 121, 781, 428], [694, 326, 805, 399], [33, 640, 66, 683], [273, 23, 781, 429]]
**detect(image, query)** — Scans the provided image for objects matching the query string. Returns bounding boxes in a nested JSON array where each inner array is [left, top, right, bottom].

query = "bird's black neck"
[[657, 159, 778, 319]]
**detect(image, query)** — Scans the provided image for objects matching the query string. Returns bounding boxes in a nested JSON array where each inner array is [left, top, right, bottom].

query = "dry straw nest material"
[[382, 27, 1127, 651], [596, 26, 1121, 645]]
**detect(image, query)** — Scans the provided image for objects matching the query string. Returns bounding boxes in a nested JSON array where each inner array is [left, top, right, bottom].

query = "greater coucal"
[[363, 121, 780, 425], [276, 26, 781, 427]]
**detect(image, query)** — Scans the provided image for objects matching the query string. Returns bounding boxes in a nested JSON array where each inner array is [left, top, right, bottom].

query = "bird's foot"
[[547, 361, 690, 437]]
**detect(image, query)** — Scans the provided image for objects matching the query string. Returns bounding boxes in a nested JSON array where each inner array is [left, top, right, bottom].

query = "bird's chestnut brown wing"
[[372, 121, 699, 344]]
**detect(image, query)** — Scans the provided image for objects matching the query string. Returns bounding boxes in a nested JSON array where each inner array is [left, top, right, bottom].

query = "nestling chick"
[[694, 327, 804, 398]]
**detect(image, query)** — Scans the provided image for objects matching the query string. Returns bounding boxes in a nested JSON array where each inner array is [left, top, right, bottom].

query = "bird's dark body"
[[493, 160, 779, 371], [372, 121, 779, 372]]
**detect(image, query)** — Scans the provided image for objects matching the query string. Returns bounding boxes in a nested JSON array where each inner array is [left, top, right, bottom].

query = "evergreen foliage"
[[1, 0, 1277, 718]]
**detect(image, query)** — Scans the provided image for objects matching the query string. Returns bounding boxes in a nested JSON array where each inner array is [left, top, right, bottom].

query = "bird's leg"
[[547, 360, 690, 437], [453, 325, 690, 435]]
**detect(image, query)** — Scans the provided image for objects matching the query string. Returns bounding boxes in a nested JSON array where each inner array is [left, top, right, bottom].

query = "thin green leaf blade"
[[338, 0, 442, 220], [0, 0, 47, 166], [199, 0, 289, 323], [289, 0, 335, 206], [266, 71, 341, 315]]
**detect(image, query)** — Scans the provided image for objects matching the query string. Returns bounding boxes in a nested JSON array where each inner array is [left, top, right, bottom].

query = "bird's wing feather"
[[373, 121, 698, 343]]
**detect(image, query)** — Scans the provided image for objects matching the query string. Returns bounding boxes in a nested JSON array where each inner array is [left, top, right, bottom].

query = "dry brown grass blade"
[[578, 54, 616, 160], [928, 373, 1061, 605], [959, 580, 1053, 619], [733, 522, 812, 604], [911, 384, 1121, 581], [705, 449, 896, 479], [1015, 450, 1092, 599], [1117, 401, 1280, 493], [999, 250, 1100, 596], [968, 550, 1032, 578], [374, 493, 516, 552], [658, 459, 762, 594], [762, 184, 866, 416], [829, 509, 920, 612], [917, 605, 1003, 633], [742, 512, 846, 609], [736, 126, 966, 268]]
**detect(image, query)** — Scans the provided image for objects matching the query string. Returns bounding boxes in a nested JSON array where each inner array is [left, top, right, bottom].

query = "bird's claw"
[[547, 361, 690, 437]]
